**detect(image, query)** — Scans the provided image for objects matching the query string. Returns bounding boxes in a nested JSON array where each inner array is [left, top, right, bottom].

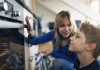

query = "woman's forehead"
[[62, 18, 70, 24]]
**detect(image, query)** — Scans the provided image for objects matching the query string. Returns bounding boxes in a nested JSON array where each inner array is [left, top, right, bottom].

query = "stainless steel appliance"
[[0, 0, 25, 70]]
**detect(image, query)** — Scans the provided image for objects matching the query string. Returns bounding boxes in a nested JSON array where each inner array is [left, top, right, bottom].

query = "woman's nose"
[[65, 26, 69, 30]]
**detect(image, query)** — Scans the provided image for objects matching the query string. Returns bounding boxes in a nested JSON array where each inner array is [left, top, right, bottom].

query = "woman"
[[25, 10, 77, 70]]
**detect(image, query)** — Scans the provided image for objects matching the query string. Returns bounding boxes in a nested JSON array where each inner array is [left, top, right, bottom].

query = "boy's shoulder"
[[96, 60, 100, 70], [97, 60, 100, 66], [74, 59, 100, 70]]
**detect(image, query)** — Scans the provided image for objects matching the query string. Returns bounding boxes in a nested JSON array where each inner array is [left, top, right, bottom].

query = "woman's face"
[[58, 17, 72, 38]]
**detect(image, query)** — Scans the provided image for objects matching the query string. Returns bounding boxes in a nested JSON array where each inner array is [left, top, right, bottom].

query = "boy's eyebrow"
[[76, 32, 80, 36]]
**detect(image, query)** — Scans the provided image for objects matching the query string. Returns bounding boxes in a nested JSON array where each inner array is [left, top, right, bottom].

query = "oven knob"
[[12, 11, 20, 17], [0, 2, 8, 11]]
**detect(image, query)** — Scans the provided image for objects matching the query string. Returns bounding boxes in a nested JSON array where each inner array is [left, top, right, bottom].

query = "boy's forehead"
[[77, 30, 86, 41], [77, 30, 84, 35]]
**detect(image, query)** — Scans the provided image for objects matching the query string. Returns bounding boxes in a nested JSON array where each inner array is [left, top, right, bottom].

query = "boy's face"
[[69, 30, 89, 53]]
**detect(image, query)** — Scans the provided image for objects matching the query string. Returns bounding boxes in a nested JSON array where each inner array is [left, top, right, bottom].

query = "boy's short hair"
[[80, 21, 100, 58]]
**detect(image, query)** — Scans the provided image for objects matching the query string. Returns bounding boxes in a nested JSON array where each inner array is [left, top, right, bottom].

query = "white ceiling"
[[37, 0, 100, 23]]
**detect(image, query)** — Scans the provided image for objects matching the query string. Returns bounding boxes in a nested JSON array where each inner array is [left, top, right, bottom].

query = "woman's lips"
[[63, 31, 70, 35]]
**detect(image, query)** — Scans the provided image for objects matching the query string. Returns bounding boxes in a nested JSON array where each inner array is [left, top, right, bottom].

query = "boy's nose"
[[70, 36, 73, 41], [70, 35, 74, 41]]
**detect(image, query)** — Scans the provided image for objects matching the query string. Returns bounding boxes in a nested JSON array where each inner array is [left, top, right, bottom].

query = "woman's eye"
[[60, 24, 65, 27], [67, 23, 71, 26]]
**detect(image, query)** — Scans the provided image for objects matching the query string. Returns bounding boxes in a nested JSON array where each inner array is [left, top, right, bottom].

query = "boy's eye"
[[75, 35, 79, 38]]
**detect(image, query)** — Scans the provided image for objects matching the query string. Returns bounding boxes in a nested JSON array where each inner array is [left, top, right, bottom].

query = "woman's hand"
[[25, 16, 35, 37]]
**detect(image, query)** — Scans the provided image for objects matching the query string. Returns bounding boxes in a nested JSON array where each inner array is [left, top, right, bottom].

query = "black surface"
[[0, 29, 24, 45], [0, 15, 23, 23]]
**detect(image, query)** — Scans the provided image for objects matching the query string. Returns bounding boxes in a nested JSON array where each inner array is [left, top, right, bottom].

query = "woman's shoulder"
[[47, 30, 55, 34], [45, 30, 55, 37]]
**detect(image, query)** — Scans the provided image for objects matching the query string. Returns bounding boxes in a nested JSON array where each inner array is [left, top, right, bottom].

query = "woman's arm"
[[25, 16, 55, 45], [28, 31, 55, 45]]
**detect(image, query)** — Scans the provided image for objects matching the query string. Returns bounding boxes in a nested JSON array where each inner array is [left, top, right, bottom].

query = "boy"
[[69, 21, 100, 70]]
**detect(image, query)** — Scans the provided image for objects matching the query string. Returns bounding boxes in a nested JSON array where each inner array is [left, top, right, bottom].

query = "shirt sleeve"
[[51, 50, 67, 60], [27, 31, 55, 45]]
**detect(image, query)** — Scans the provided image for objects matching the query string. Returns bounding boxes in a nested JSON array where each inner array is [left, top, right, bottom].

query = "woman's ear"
[[86, 43, 96, 51]]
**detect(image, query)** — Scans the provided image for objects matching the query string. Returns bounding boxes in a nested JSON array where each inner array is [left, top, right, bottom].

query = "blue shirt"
[[28, 31, 77, 63]]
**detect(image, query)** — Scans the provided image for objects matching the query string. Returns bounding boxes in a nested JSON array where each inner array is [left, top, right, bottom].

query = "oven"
[[0, 0, 25, 70]]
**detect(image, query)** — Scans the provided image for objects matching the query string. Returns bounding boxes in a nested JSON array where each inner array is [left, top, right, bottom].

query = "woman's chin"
[[63, 34, 69, 38]]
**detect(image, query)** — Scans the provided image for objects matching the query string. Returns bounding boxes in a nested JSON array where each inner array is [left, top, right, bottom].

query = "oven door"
[[0, 11, 25, 70], [0, 28, 25, 70]]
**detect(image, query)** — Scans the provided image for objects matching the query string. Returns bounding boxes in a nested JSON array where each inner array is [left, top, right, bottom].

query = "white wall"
[[36, 0, 86, 32], [36, 3, 56, 32]]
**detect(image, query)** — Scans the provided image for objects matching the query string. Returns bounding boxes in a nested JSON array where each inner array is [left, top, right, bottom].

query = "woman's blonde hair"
[[54, 10, 72, 48]]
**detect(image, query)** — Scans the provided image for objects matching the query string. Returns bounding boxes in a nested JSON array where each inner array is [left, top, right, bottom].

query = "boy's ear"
[[86, 43, 96, 51]]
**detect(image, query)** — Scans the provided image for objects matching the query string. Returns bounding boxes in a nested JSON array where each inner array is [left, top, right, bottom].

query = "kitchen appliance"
[[0, 0, 25, 69]]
